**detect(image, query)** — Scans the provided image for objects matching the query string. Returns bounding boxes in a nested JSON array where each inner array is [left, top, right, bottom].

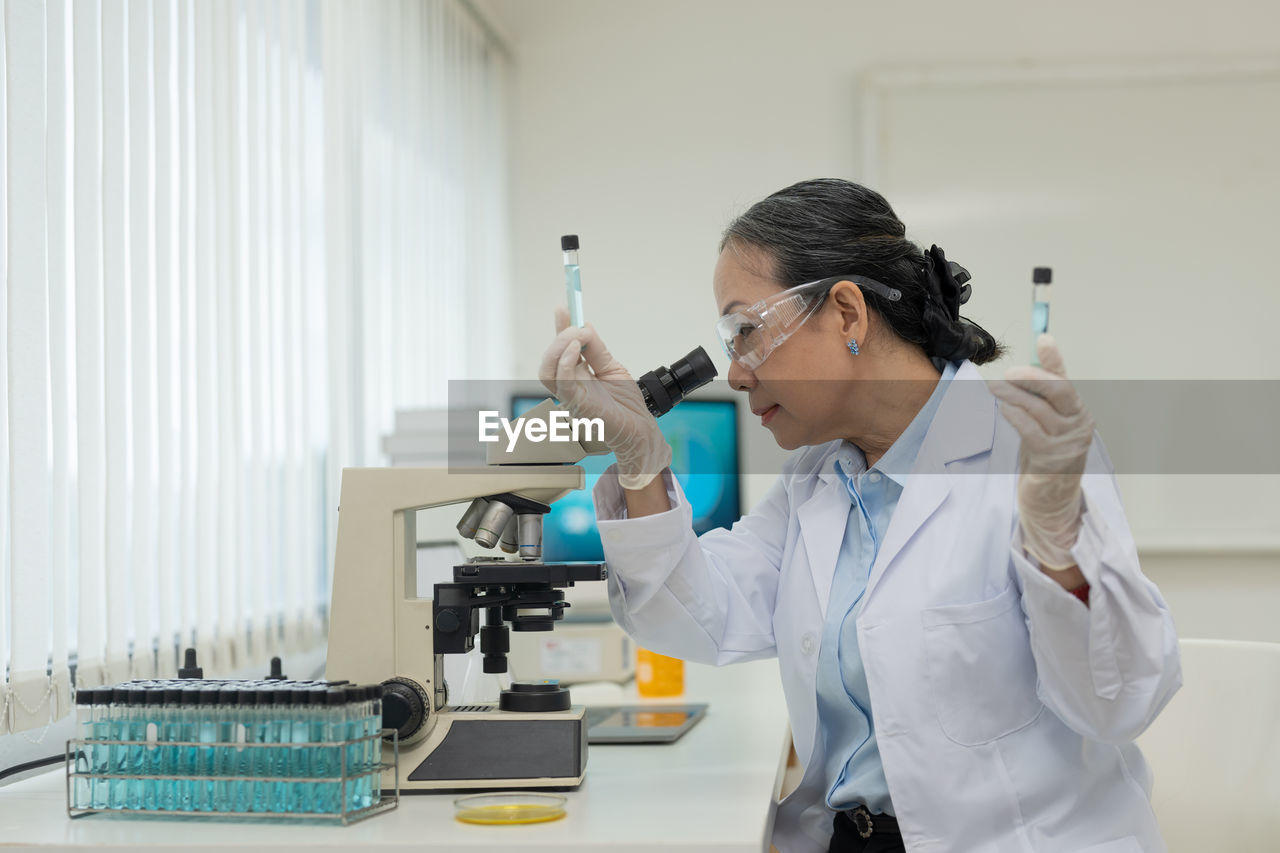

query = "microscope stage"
[[452, 561, 607, 586]]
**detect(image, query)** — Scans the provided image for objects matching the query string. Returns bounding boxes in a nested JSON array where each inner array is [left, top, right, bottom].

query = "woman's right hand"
[[539, 307, 671, 490]]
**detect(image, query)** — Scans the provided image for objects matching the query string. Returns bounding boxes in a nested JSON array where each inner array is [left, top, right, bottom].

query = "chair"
[[1136, 639, 1280, 852]]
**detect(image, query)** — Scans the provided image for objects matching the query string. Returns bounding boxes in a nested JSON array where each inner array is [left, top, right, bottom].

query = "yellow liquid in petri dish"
[[455, 802, 567, 825]]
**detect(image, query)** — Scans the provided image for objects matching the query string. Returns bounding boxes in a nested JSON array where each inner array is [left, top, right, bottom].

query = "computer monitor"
[[510, 396, 741, 562]]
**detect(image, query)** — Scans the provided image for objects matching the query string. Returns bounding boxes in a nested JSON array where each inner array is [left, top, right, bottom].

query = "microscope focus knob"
[[381, 677, 431, 744], [435, 608, 462, 634]]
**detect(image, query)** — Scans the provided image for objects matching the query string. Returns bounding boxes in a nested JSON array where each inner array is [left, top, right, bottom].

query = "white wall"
[[484, 0, 1280, 641]]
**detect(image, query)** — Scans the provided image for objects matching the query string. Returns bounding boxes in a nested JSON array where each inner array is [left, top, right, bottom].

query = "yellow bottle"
[[635, 648, 684, 698]]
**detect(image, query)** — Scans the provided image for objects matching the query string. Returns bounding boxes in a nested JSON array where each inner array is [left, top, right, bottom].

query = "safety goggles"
[[715, 274, 902, 370]]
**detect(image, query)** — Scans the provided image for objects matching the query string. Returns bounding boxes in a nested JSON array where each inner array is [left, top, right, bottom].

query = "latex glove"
[[538, 307, 671, 490], [990, 334, 1096, 570]]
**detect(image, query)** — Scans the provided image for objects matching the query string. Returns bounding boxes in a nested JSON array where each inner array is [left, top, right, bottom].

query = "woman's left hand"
[[990, 334, 1096, 570]]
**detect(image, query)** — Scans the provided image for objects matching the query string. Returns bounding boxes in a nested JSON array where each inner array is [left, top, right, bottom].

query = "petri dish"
[[454, 792, 568, 826]]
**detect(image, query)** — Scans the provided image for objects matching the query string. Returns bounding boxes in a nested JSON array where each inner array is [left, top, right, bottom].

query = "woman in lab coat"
[[540, 179, 1180, 853]]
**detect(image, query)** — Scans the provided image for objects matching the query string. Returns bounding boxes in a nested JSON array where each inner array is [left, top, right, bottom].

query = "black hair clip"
[[924, 245, 972, 321]]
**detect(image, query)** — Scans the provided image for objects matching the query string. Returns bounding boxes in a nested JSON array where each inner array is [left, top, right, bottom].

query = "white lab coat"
[[593, 361, 1181, 853]]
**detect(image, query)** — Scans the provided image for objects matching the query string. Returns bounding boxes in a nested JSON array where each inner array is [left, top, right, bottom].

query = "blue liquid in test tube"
[[269, 687, 290, 813], [244, 688, 269, 813], [1031, 267, 1052, 367], [344, 686, 364, 811], [562, 234, 584, 328], [122, 681, 145, 809], [144, 687, 166, 810], [196, 687, 220, 812], [90, 688, 111, 809], [213, 686, 238, 812], [178, 686, 201, 811], [322, 687, 347, 813], [72, 688, 99, 809], [369, 685, 383, 806], [161, 686, 183, 810], [109, 688, 129, 809], [289, 690, 314, 813]]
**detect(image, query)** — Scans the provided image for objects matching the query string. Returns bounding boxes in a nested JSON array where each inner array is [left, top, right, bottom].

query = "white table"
[[0, 659, 790, 852]]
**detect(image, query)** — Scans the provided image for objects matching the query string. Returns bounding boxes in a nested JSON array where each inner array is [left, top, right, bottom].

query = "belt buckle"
[[851, 805, 874, 839]]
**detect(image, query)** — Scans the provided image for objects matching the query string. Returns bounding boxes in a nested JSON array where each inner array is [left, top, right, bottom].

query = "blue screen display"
[[511, 397, 741, 562]]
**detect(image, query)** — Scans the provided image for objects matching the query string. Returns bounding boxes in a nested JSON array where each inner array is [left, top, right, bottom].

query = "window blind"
[[1, 0, 511, 739]]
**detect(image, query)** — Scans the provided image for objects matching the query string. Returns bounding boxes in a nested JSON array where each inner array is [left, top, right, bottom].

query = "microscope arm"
[[326, 465, 585, 695]]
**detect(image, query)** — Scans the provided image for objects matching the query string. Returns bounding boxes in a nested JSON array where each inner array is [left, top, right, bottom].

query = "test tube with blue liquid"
[[300, 688, 328, 813], [72, 689, 98, 808], [344, 686, 364, 810], [143, 688, 166, 810], [286, 688, 313, 814], [322, 687, 347, 813], [108, 687, 129, 809], [161, 685, 183, 810], [267, 686, 289, 813], [195, 687, 220, 811], [177, 685, 201, 810], [1031, 267, 1052, 366], [369, 684, 383, 807], [122, 687, 146, 809], [239, 689, 266, 813], [355, 686, 379, 808], [562, 234, 585, 328], [213, 686, 238, 811], [90, 688, 111, 808]]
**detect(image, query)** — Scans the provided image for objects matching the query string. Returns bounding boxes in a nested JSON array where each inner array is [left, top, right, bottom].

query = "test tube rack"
[[65, 731, 397, 824], [65, 678, 398, 825]]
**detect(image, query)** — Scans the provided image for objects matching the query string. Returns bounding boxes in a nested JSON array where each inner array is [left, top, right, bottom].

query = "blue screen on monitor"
[[510, 397, 741, 562]]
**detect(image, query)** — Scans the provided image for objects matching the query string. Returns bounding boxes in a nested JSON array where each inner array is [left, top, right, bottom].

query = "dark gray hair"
[[720, 178, 1005, 365]]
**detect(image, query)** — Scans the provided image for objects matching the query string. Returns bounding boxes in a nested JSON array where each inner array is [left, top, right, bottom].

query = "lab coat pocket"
[[922, 582, 1043, 747]]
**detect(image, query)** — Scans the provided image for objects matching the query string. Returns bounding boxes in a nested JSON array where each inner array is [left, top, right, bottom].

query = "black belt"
[[837, 806, 899, 840]]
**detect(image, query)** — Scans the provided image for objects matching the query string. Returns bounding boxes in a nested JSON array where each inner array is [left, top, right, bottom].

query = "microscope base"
[[391, 705, 588, 791]]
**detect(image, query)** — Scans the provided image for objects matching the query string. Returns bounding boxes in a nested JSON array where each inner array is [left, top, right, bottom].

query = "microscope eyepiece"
[[637, 346, 718, 417]]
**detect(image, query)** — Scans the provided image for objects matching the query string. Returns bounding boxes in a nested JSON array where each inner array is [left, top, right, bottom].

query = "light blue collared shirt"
[[816, 361, 957, 816]]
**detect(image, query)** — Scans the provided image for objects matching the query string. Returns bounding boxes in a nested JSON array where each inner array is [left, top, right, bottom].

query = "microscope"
[[325, 348, 717, 792]]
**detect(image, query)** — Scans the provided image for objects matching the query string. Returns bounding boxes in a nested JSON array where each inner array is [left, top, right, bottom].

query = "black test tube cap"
[[1033, 267, 1052, 284], [561, 234, 579, 251], [178, 648, 203, 679], [266, 657, 286, 681]]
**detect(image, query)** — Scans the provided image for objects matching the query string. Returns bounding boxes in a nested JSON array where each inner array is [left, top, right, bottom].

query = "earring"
[[847, 339, 860, 356]]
